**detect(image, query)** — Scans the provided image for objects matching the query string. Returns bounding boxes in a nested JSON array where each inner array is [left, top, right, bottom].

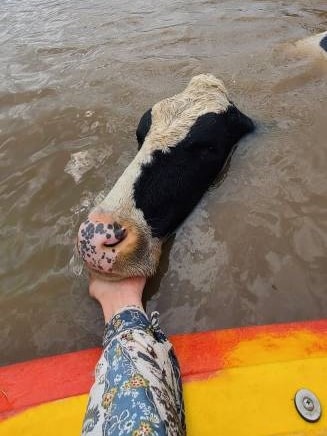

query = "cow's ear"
[[136, 108, 152, 150]]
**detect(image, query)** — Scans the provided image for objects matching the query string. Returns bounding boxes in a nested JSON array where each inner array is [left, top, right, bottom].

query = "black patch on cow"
[[133, 105, 255, 238], [319, 35, 327, 52], [136, 108, 152, 150]]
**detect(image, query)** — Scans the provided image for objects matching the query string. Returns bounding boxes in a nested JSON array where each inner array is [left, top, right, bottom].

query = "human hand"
[[89, 274, 146, 322]]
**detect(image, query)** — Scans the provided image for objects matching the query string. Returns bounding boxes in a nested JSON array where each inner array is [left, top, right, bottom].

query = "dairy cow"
[[76, 74, 254, 280]]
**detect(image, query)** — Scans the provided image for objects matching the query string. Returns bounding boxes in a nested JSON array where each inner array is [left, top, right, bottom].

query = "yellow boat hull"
[[1, 320, 326, 435]]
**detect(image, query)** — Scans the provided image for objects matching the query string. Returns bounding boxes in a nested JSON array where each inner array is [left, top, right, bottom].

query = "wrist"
[[102, 287, 144, 323], [88, 275, 146, 323]]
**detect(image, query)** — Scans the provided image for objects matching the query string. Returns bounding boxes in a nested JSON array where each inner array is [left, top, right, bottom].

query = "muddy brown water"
[[0, 0, 326, 366]]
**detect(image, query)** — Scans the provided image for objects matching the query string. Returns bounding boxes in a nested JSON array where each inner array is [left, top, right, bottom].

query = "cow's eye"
[[199, 142, 216, 152], [183, 140, 215, 153]]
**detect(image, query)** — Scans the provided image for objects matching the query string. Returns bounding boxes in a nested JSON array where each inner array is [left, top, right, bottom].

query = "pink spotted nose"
[[77, 212, 127, 273]]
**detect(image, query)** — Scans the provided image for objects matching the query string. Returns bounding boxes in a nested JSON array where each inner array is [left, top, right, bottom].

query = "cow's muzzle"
[[77, 211, 128, 274]]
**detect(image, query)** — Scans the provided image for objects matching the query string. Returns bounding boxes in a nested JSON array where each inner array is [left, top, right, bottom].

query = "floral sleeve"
[[82, 308, 185, 436]]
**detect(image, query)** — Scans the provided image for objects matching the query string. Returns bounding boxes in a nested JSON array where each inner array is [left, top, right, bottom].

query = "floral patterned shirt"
[[82, 308, 185, 436]]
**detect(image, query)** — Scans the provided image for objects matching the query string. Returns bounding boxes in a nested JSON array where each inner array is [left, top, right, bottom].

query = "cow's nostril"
[[103, 240, 120, 248], [114, 227, 126, 241], [102, 227, 126, 248]]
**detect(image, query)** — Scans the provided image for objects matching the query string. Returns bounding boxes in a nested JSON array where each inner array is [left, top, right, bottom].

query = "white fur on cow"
[[76, 74, 254, 280]]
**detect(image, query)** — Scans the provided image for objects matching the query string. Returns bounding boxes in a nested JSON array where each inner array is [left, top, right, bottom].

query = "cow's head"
[[76, 74, 254, 280]]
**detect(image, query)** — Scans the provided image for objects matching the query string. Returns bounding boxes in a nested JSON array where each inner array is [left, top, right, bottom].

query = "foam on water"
[[65, 147, 112, 183]]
